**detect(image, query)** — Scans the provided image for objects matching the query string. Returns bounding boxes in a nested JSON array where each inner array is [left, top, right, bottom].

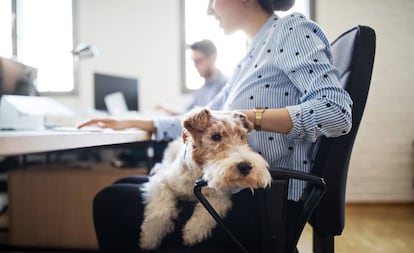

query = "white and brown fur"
[[139, 108, 272, 250]]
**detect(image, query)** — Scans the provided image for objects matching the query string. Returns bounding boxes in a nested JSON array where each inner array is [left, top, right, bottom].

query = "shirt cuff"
[[286, 105, 305, 139], [153, 116, 183, 141]]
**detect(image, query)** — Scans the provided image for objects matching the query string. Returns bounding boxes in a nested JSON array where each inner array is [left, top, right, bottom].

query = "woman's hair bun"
[[272, 0, 295, 11]]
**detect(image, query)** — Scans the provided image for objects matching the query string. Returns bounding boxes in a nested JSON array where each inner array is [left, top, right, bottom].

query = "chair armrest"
[[269, 167, 326, 188], [193, 169, 326, 253]]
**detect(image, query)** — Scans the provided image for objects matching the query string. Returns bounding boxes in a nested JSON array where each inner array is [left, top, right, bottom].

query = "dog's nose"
[[237, 162, 252, 176]]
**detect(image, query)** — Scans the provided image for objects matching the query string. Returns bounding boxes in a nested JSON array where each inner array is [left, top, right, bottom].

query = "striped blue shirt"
[[154, 13, 352, 200]]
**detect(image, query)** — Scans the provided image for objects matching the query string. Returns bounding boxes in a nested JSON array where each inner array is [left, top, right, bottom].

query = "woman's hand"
[[78, 118, 156, 133], [77, 118, 130, 130]]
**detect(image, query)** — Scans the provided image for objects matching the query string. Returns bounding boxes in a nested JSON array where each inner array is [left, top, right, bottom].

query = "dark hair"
[[189, 39, 217, 57], [258, 0, 296, 13]]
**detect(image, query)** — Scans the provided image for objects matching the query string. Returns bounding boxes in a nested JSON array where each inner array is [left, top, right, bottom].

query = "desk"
[[0, 129, 152, 249], [0, 129, 151, 156]]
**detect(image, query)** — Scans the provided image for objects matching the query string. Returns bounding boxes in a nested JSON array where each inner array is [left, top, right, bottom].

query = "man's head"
[[190, 40, 217, 79]]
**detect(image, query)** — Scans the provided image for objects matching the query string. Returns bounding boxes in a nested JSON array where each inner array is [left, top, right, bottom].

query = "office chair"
[[194, 25, 376, 253], [309, 25, 376, 253]]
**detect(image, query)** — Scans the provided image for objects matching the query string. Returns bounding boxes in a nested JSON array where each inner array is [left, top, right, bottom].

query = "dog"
[[139, 108, 272, 250]]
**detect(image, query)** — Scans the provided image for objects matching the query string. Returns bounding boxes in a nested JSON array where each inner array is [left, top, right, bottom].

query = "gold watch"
[[254, 107, 266, 131]]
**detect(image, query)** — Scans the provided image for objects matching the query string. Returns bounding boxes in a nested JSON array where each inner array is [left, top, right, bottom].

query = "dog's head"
[[182, 108, 271, 191]]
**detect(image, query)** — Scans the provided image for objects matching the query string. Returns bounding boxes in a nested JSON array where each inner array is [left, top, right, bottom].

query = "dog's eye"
[[211, 133, 222, 141]]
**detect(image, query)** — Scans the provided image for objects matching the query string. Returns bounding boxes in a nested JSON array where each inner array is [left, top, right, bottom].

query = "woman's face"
[[207, 0, 245, 35]]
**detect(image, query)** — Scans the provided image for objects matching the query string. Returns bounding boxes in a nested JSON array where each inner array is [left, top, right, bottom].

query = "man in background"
[[157, 39, 227, 115]]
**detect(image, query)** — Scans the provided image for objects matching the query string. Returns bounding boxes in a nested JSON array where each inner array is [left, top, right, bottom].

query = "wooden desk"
[[0, 129, 152, 156]]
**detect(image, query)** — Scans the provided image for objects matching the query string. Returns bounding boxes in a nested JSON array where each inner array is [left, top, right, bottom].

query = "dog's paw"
[[139, 231, 162, 250], [182, 223, 211, 246]]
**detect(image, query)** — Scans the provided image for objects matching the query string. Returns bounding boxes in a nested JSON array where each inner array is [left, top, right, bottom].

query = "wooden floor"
[[297, 203, 414, 253], [0, 203, 413, 253]]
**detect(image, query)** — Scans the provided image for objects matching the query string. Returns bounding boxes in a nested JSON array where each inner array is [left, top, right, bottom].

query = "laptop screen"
[[104, 91, 129, 116]]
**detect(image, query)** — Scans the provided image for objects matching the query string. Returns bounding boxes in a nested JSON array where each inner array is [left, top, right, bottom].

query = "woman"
[[80, 0, 352, 252]]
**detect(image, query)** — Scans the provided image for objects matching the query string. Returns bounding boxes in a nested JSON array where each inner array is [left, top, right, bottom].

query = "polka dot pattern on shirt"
[[154, 13, 353, 201]]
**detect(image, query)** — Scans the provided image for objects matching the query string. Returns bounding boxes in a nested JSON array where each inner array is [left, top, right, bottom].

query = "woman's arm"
[[239, 108, 293, 134]]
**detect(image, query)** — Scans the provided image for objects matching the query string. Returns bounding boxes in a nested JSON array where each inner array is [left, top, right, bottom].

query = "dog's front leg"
[[139, 185, 178, 250], [182, 194, 232, 246]]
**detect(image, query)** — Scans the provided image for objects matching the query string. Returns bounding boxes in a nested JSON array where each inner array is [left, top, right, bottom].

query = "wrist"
[[254, 107, 266, 131]]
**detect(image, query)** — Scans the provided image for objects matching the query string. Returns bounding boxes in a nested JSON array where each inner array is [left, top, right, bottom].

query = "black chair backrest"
[[309, 26, 376, 237]]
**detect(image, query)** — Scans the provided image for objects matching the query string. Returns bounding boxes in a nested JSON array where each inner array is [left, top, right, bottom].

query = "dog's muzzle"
[[237, 162, 252, 176]]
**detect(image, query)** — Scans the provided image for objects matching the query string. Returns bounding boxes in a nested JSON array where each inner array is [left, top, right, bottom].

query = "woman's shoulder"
[[275, 12, 317, 30], [270, 12, 329, 46]]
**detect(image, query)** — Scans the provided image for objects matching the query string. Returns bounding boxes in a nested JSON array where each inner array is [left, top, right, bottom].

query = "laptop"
[[104, 91, 141, 118]]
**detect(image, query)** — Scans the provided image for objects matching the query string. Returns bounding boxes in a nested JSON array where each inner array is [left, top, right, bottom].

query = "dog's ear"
[[182, 108, 211, 134], [182, 129, 189, 144], [233, 112, 254, 132]]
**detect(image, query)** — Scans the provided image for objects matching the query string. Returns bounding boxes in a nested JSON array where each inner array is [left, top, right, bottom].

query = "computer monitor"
[[94, 72, 139, 112], [0, 56, 38, 97]]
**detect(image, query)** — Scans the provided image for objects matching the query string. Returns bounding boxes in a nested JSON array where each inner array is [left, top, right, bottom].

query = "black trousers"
[[93, 175, 301, 253]]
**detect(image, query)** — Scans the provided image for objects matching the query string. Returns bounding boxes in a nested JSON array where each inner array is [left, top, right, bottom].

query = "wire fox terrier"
[[139, 108, 272, 250]]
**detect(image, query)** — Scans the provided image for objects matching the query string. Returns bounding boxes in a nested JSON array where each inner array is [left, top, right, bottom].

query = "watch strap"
[[254, 107, 266, 131]]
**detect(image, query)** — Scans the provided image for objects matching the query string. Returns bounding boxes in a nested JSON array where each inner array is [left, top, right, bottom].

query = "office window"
[[0, 0, 76, 94], [0, 0, 13, 58], [183, 0, 312, 91]]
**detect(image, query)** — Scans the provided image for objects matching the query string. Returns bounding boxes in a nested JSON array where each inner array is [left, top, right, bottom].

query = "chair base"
[[313, 231, 334, 253]]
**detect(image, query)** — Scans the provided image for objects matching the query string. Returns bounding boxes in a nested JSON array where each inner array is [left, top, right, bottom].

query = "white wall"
[[59, 0, 191, 114], [66, 0, 414, 202], [316, 0, 414, 202]]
